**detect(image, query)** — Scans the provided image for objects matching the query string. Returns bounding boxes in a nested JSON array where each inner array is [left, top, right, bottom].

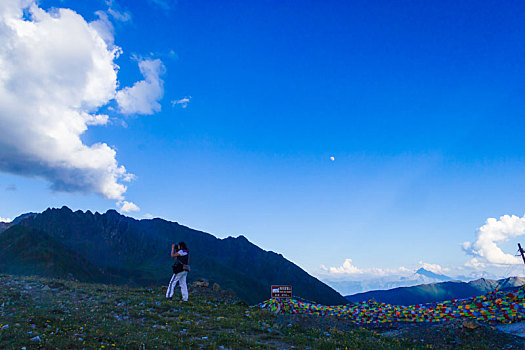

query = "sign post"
[[271, 285, 292, 299]]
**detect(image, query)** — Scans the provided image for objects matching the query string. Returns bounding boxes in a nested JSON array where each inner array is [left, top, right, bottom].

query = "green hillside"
[[0, 274, 417, 349]]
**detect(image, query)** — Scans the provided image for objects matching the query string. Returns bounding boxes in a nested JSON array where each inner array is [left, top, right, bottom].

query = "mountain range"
[[0, 207, 347, 305], [325, 267, 457, 295], [345, 276, 525, 305]]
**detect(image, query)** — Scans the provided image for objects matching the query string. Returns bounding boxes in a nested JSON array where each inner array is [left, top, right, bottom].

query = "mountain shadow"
[[0, 225, 108, 282]]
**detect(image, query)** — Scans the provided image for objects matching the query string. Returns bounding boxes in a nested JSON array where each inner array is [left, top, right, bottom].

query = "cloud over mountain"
[[318, 259, 455, 295], [418, 261, 450, 275], [118, 200, 140, 213], [0, 0, 164, 210], [320, 258, 411, 278]]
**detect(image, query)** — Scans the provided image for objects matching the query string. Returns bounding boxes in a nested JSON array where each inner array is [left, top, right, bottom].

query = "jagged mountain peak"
[[1, 206, 347, 305]]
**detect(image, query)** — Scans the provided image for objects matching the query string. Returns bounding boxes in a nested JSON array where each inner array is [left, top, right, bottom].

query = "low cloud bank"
[[318, 213, 525, 290], [320, 258, 414, 279]]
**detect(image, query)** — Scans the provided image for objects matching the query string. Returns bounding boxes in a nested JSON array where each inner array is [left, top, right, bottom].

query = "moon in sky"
[[330, 156, 335, 161]]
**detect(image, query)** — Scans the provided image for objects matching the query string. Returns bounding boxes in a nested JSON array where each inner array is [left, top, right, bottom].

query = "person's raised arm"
[[171, 244, 181, 258]]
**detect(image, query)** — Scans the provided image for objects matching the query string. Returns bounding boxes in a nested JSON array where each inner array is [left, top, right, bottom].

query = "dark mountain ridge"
[[0, 212, 37, 233], [0, 221, 9, 233], [0, 206, 347, 305]]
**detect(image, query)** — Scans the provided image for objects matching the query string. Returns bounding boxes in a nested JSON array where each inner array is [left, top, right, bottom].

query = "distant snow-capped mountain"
[[414, 267, 451, 281], [324, 268, 456, 295]]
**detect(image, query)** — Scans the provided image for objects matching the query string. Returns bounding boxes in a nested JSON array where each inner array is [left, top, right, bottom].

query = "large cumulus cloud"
[[0, 0, 164, 208], [462, 214, 525, 266]]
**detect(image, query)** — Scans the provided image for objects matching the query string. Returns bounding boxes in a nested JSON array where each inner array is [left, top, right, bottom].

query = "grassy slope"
[[0, 274, 420, 349]]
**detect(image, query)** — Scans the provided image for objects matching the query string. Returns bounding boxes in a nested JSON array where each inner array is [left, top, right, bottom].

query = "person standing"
[[166, 242, 190, 301]]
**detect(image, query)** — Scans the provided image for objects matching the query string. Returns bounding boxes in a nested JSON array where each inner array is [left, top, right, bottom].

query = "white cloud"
[[462, 214, 525, 266], [118, 200, 140, 213], [0, 0, 158, 210], [143, 213, 154, 219], [105, 0, 132, 22], [0, 217, 12, 223], [464, 257, 486, 269], [418, 261, 449, 274], [321, 258, 413, 278], [148, 0, 172, 10], [171, 96, 191, 108], [116, 58, 165, 115], [398, 266, 410, 273], [326, 258, 364, 275], [86, 114, 110, 126], [90, 10, 115, 46]]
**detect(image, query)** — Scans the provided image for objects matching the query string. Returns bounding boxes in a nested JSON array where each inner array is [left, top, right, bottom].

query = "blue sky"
[[1, 0, 525, 289]]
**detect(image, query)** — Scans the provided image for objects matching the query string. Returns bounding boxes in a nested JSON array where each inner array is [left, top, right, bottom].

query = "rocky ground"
[[368, 319, 525, 349], [497, 322, 525, 338], [0, 274, 524, 349]]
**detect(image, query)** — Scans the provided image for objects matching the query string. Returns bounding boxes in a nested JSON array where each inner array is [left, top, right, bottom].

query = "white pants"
[[166, 271, 188, 301]]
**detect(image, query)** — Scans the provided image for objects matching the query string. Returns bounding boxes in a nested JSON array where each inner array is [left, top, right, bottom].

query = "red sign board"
[[271, 285, 292, 298]]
